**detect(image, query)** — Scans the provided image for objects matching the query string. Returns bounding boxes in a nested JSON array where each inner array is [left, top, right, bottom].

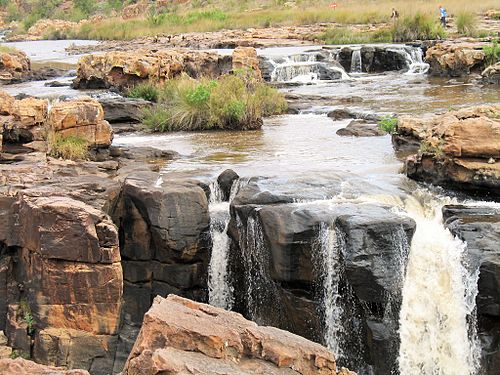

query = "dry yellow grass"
[[65, 0, 500, 40]]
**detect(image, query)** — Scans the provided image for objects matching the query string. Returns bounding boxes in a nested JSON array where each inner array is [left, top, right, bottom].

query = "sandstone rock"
[[27, 19, 78, 39], [426, 42, 487, 76], [123, 294, 341, 375], [49, 97, 113, 148], [74, 50, 232, 90], [337, 46, 408, 73], [482, 62, 500, 84], [0, 357, 89, 374], [336, 120, 386, 137], [0, 50, 30, 83], [98, 96, 152, 123], [122, 1, 149, 19], [232, 46, 262, 78]]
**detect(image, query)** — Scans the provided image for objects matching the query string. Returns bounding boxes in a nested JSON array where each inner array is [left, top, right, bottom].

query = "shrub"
[[392, 12, 446, 42], [378, 116, 398, 134], [49, 134, 89, 160], [318, 27, 391, 45], [456, 11, 477, 36], [127, 81, 160, 102], [483, 40, 500, 66], [142, 73, 287, 132]]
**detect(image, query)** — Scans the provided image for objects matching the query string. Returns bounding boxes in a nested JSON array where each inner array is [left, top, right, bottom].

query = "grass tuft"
[[456, 11, 477, 36], [378, 116, 398, 134], [392, 12, 446, 42], [49, 134, 89, 160], [127, 81, 160, 102], [483, 39, 500, 66]]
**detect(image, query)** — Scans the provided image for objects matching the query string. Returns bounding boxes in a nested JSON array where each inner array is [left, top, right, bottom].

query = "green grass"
[[317, 27, 392, 44], [141, 72, 287, 132], [0, 45, 19, 53], [49, 134, 89, 160], [483, 40, 500, 66], [392, 12, 446, 42], [378, 116, 398, 134], [456, 11, 477, 36], [127, 81, 160, 102]]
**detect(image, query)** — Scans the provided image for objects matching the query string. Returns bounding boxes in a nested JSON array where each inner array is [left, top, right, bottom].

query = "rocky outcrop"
[[98, 97, 153, 124], [0, 50, 30, 83], [482, 62, 500, 84], [0, 92, 113, 152], [73, 49, 233, 90], [232, 46, 262, 78], [443, 205, 500, 374], [0, 357, 90, 374], [123, 294, 347, 375], [336, 46, 408, 73], [49, 97, 113, 148], [426, 42, 487, 76], [122, 1, 149, 20], [227, 180, 415, 374], [336, 120, 386, 137], [394, 105, 500, 197]]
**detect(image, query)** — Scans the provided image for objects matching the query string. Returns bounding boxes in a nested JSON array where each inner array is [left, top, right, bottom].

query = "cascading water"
[[398, 197, 481, 375], [350, 49, 363, 73], [207, 181, 232, 309], [396, 47, 430, 74], [315, 223, 347, 360]]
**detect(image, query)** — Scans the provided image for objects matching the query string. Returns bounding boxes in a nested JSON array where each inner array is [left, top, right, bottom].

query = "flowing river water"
[[4, 40, 500, 374]]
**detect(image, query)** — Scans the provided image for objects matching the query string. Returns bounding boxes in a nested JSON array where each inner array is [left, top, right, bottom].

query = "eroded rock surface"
[[0, 50, 30, 83], [0, 357, 90, 374], [123, 294, 344, 375], [426, 41, 487, 76], [393, 105, 500, 197]]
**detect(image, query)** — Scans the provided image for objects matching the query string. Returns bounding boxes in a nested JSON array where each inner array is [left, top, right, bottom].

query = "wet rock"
[[395, 105, 500, 198], [442, 205, 500, 374], [0, 357, 90, 374], [44, 80, 70, 88], [122, 294, 342, 375], [0, 50, 30, 83], [73, 50, 232, 90], [482, 62, 500, 84], [228, 180, 415, 374], [336, 120, 386, 137], [328, 108, 383, 122], [336, 46, 408, 73], [426, 41, 487, 76], [98, 96, 152, 123], [217, 169, 239, 201]]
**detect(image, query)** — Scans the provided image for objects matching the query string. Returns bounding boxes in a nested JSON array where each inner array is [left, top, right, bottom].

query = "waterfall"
[[398, 47, 430, 74], [398, 199, 481, 375], [350, 49, 362, 73], [315, 223, 347, 360], [207, 180, 232, 309]]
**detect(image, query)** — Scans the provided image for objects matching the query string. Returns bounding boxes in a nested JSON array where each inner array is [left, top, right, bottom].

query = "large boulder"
[[122, 294, 344, 375], [482, 62, 500, 85], [232, 46, 262, 78], [394, 105, 500, 197], [49, 97, 113, 148], [0, 50, 30, 83], [227, 180, 415, 374], [73, 50, 232, 90], [426, 42, 487, 76]]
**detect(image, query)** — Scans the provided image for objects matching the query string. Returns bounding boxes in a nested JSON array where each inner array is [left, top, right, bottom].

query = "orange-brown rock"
[[426, 42, 487, 76], [0, 50, 30, 83], [73, 50, 231, 90], [0, 357, 89, 374], [123, 294, 345, 375], [122, 1, 150, 19], [49, 97, 113, 147], [232, 46, 262, 78], [482, 61, 500, 84], [27, 19, 79, 40]]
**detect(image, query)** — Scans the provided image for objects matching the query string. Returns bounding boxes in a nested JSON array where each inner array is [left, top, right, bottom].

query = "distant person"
[[391, 8, 399, 21], [439, 5, 447, 27]]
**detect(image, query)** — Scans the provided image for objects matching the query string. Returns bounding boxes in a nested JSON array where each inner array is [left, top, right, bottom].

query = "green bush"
[[483, 40, 500, 66], [318, 27, 392, 45], [142, 73, 287, 132], [49, 134, 89, 160], [127, 81, 160, 102], [456, 11, 477, 36], [378, 116, 398, 134], [392, 12, 446, 42]]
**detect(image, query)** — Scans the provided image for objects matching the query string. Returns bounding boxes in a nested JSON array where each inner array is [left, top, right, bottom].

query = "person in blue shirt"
[[439, 5, 447, 27]]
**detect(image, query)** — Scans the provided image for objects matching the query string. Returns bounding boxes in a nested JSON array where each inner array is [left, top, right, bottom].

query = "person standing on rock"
[[439, 5, 447, 27]]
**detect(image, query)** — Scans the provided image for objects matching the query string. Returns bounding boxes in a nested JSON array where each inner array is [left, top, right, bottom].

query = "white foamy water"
[[398, 198, 481, 375]]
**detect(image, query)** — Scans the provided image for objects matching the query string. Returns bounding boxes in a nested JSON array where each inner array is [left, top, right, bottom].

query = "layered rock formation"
[[0, 49, 30, 83], [0, 92, 112, 152], [393, 105, 500, 197], [73, 49, 232, 90], [123, 294, 348, 375], [0, 357, 90, 374], [226, 179, 415, 374], [482, 62, 500, 84], [426, 42, 487, 76], [232, 46, 262, 78]]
